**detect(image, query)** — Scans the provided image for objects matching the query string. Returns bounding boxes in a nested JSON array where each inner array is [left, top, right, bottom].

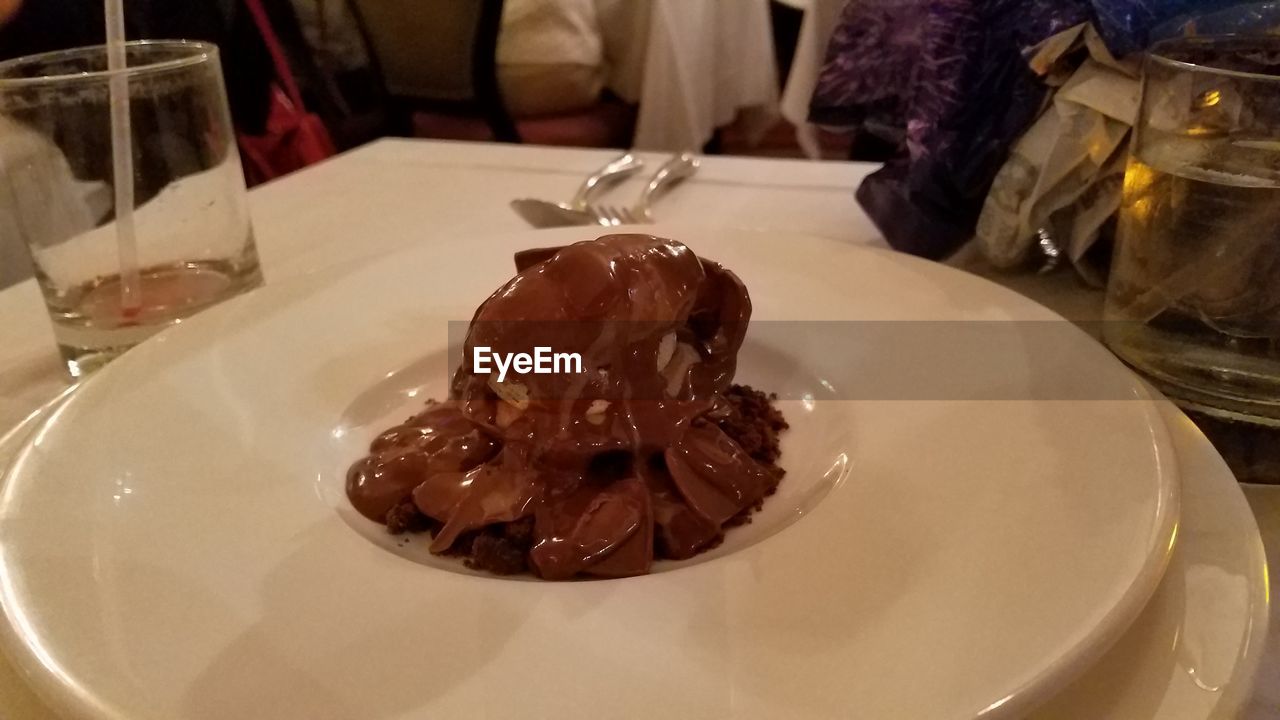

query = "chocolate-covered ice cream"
[[347, 235, 787, 579]]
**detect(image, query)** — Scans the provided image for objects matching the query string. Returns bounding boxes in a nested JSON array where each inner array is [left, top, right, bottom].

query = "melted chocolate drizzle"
[[346, 235, 781, 578]]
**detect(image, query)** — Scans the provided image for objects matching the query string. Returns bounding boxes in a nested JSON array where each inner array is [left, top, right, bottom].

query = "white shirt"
[[497, 0, 604, 68]]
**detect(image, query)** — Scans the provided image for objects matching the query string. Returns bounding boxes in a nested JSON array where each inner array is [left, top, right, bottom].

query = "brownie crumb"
[[724, 498, 765, 528], [467, 535, 529, 575], [717, 384, 789, 468], [385, 499, 434, 535], [502, 517, 536, 545], [466, 518, 536, 575]]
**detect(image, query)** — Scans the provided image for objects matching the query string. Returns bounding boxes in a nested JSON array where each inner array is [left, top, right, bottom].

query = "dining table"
[[0, 138, 1275, 719]]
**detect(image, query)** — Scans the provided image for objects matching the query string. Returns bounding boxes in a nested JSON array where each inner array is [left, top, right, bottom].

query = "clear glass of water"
[[0, 40, 263, 378], [1105, 36, 1280, 426]]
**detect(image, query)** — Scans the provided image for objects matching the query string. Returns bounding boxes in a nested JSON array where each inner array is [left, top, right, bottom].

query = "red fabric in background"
[[236, 0, 335, 185]]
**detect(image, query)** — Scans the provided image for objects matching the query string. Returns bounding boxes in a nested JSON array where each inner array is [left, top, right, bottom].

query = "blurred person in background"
[[496, 0, 605, 117]]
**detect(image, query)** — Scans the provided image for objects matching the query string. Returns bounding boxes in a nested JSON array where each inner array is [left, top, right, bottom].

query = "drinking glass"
[[1104, 36, 1280, 425], [0, 40, 263, 378]]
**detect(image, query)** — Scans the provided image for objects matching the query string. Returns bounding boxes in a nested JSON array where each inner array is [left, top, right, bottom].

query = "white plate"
[[1031, 403, 1270, 719], [0, 227, 1178, 720], [0, 382, 1264, 720]]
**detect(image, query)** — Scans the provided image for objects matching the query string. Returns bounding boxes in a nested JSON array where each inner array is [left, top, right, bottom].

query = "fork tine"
[[587, 204, 612, 226]]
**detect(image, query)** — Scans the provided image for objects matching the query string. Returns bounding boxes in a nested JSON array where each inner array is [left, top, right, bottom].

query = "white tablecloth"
[[0, 139, 1275, 719], [780, 0, 846, 158], [598, 0, 780, 151]]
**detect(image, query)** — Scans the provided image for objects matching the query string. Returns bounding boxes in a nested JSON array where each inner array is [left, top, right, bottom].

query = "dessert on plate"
[[346, 234, 787, 579]]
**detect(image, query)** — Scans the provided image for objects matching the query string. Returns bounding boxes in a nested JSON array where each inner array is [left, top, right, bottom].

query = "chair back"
[[349, 0, 516, 140], [348, 0, 497, 96]]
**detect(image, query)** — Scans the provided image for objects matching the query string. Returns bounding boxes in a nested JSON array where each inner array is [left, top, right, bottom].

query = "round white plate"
[[0, 227, 1178, 720], [0, 379, 1264, 720]]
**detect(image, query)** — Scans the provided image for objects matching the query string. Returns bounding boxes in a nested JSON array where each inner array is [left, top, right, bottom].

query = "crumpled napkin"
[[975, 24, 1140, 284], [976, 3, 1280, 285]]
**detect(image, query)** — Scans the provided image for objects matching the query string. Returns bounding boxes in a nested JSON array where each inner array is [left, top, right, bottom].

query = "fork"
[[586, 152, 700, 226], [592, 204, 638, 226], [568, 153, 644, 211]]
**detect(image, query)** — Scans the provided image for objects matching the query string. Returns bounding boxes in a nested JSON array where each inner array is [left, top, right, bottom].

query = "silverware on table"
[[511, 152, 645, 228], [635, 151, 699, 222], [510, 199, 601, 228], [567, 152, 644, 210], [512, 151, 700, 229], [593, 152, 700, 226]]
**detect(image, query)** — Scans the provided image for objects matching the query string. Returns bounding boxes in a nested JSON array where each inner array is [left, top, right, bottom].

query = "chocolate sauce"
[[346, 404, 499, 522], [346, 235, 780, 579]]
